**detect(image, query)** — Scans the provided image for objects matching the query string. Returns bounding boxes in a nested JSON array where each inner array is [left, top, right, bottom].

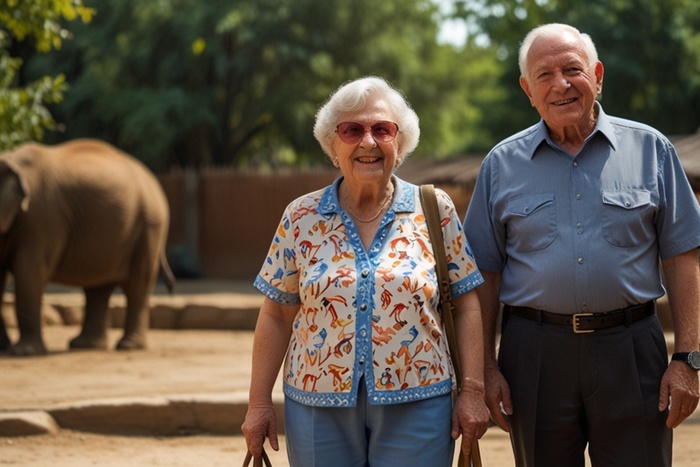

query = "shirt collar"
[[528, 102, 617, 159], [592, 103, 618, 151], [319, 176, 415, 216]]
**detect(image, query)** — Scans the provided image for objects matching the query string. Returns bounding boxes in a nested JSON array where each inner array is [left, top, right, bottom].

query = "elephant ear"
[[0, 159, 31, 234]]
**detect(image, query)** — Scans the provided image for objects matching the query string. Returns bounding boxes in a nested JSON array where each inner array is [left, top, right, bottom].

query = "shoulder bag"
[[420, 184, 483, 467]]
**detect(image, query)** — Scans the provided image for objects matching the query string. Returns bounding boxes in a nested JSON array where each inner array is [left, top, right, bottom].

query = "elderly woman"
[[242, 76, 488, 466]]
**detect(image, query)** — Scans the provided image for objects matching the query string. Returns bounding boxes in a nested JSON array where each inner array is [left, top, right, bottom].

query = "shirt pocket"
[[601, 189, 653, 247], [505, 193, 557, 252]]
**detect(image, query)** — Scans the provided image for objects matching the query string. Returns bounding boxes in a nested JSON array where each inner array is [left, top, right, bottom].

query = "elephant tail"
[[159, 253, 176, 294]]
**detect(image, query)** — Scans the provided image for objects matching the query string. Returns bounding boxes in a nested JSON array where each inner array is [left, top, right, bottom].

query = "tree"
[[0, 0, 93, 150], [25, 0, 505, 170], [455, 0, 700, 137]]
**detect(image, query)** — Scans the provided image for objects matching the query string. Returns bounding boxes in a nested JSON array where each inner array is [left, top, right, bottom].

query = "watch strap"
[[672, 351, 700, 370], [671, 352, 690, 362]]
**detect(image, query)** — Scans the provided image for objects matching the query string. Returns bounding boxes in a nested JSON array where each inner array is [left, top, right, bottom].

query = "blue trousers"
[[284, 380, 454, 467]]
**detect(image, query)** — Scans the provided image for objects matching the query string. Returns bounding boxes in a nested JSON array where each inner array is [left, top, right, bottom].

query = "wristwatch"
[[672, 351, 700, 370]]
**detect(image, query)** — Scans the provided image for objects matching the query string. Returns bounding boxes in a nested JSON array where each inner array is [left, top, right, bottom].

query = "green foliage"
[[458, 0, 700, 137], [6, 0, 700, 168], [26, 0, 505, 169], [0, 53, 67, 149], [0, 0, 93, 151], [0, 0, 93, 52]]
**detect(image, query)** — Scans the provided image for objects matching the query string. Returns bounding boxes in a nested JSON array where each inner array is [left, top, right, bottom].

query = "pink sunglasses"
[[335, 121, 399, 144]]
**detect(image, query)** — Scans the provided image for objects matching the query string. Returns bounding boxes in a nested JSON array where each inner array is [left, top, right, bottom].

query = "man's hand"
[[659, 362, 700, 428], [485, 366, 513, 432]]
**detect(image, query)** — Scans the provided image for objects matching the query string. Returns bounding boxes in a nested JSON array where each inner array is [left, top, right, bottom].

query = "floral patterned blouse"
[[254, 176, 483, 407]]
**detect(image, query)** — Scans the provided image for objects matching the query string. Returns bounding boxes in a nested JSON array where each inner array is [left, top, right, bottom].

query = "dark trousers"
[[499, 313, 672, 467]]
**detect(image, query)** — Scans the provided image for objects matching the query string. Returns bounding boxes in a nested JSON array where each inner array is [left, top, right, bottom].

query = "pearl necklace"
[[344, 183, 394, 223]]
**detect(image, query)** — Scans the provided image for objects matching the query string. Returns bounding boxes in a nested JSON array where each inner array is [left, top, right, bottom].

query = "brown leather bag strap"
[[419, 184, 483, 467], [242, 446, 272, 467], [419, 184, 461, 380]]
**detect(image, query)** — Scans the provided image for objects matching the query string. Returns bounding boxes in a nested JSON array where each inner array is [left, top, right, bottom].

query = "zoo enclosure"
[[156, 165, 474, 281]]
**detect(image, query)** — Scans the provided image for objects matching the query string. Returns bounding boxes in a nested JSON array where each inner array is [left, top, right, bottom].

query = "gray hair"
[[518, 23, 599, 80], [313, 76, 420, 166]]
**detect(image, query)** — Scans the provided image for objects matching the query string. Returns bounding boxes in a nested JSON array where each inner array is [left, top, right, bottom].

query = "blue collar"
[[318, 176, 415, 216], [528, 102, 618, 158]]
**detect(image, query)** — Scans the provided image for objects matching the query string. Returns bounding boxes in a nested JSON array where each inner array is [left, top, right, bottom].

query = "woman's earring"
[[333, 157, 340, 168]]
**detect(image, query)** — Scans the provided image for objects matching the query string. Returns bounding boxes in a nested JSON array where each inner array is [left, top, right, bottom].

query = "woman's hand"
[[241, 404, 279, 457], [242, 298, 297, 457], [451, 379, 490, 449]]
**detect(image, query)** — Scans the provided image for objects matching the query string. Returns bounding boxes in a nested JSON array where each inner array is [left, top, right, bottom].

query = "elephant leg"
[[0, 314, 9, 351], [116, 278, 153, 351], [10, 285, 47, 356], [0, 270, 10, 351], [69, 284, 115, 350], [116, 222, 164, 351]]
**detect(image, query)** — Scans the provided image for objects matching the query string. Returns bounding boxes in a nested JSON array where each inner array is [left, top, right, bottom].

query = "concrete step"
[[2, 280, 265, 331]]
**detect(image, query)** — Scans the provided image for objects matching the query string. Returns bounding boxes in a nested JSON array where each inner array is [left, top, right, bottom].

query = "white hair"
[[518, 23, 599, 79], [313, 76, 420, 166]]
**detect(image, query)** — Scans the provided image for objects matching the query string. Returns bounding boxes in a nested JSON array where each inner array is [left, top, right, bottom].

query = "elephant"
[[0, 139, 175, 356]]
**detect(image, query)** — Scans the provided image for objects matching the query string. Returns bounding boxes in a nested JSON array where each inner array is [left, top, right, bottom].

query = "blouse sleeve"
[[254, 204, 301, 306], [435, 188, 484, 298]]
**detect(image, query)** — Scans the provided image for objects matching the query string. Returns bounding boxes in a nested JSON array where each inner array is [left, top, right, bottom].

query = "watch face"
[[690, 351, 700, 370]]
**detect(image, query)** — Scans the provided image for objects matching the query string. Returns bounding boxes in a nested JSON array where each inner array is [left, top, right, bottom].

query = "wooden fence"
[[156, 167, 471, 280], [158, 168, 338, 280]]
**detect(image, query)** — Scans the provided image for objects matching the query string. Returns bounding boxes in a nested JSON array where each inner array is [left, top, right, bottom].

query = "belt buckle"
[[573, 313, 594, 334]]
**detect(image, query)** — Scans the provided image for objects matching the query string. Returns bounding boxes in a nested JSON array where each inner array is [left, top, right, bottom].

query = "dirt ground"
[[2, 311, 700, 465], [2, 425, 699, 467]]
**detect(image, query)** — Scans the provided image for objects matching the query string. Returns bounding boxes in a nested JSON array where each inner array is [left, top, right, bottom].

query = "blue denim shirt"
[[464, 103, 700, 313]]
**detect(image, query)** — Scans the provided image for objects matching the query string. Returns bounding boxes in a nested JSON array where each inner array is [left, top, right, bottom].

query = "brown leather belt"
[[503, 301, 656, 334]]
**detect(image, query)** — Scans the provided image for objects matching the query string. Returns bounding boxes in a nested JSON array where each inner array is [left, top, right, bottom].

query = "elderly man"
[[464, 23, 700, 466]]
